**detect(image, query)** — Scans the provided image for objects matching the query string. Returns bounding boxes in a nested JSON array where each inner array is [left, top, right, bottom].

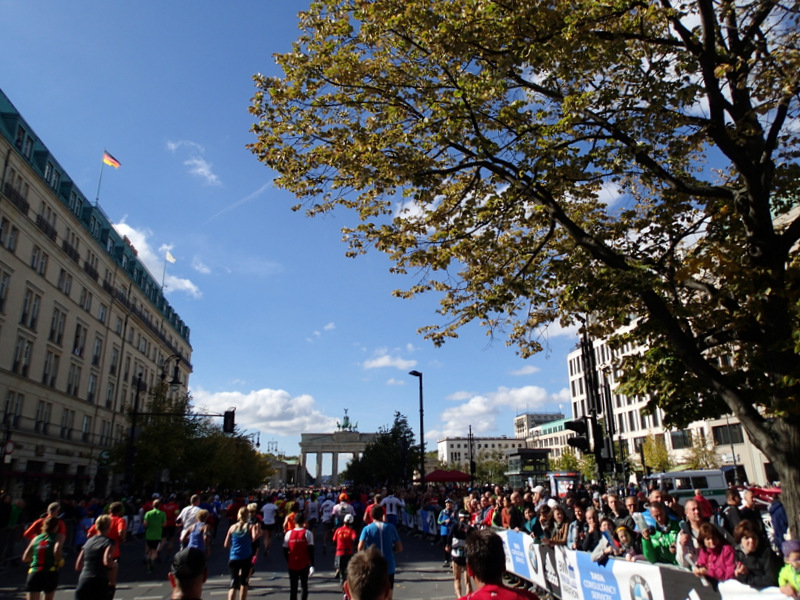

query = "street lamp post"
[[124, 372, 144, 493], [409, 370, 425, 487]]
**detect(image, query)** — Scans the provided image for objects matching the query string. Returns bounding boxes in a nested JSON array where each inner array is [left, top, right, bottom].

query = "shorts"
[[163, 525, 176, 539], [75, 576, 109, 600], [229, 558, 253, 589], [452, 556, 467, 567], [25, 570, 58, 593], [146, 539, 160, 550]]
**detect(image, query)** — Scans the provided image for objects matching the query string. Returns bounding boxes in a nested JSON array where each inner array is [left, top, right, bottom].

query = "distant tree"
[[473, 450, 509, 487], [682, 432, 720, 470], [553, 448, 581, 473], [342, 412, 419, 487], [642, 434, 673, 474], [578, 454, 598, 483]]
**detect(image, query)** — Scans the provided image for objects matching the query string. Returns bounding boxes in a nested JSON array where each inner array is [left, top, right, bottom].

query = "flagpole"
[[161, 257, 168, 290], [95, 161, 105, 207]]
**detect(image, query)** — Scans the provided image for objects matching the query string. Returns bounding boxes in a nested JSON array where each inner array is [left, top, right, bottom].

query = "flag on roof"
[[165, 250, 176, 264], [102, 150, 120, 168]]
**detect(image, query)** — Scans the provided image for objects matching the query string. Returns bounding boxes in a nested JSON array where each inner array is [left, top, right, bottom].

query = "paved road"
[[0, 525, 458, 600]]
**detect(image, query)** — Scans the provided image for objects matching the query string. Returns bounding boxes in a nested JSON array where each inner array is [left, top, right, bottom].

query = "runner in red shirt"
[[161, 494, 181, 559]]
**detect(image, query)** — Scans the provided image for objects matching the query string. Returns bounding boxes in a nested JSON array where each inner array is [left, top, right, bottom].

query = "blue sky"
[[1, 1, 577, 474]]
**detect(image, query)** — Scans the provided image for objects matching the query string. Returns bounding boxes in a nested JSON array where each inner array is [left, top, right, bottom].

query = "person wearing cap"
[[332, 493, 355, 531], [437, 499, 457, 568], [359, 505, 402, 600], [459, 528, 540, 600], [332, 513, 357, 588], [447, 509, 474, 598], [169, 547, 208, 600]]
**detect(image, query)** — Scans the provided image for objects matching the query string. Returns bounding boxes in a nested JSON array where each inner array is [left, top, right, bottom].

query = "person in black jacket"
[[581, 508, 602, 553], [733, 520, 780, 589]]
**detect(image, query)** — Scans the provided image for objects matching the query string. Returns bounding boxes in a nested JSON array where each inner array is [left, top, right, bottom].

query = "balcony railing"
[[2, 182, 29, 215], [83, 261, 99, 281], [35, 215, 58, 242], [62, 240, 80, 263]]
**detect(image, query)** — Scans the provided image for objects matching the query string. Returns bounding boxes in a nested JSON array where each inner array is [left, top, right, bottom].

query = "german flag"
[[102, 150, 120, 169]]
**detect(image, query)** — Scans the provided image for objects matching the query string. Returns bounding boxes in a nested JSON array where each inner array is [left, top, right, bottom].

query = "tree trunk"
[[744, 417, 800, 541]]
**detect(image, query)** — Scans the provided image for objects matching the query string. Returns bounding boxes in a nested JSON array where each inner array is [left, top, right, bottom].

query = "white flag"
[[165, 251, 177, 264]]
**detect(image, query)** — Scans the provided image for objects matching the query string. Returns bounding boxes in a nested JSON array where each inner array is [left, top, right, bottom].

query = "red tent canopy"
[[424, 468, 471, 483]]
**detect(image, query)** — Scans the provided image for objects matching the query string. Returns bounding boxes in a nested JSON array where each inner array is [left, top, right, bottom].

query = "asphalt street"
[[0, 524, 458, 600]]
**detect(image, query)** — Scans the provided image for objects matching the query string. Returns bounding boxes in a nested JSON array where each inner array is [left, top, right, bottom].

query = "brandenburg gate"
[[298, 410, 375, 486]]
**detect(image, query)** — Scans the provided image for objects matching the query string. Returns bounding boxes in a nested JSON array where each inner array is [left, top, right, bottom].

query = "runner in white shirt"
[[381, 492, 406, 527], [261, 495, 278, 556], [175, 494, 201, 548], [320, 493, 336, 553]]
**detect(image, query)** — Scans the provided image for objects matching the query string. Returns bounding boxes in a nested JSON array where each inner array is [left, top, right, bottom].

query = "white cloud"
[[435, 385, 570, 439], [166, 139, 221, 186], [324, 322, 336, 331], [112, 220, 201, 298], [191, 386, 338, 437], [362, 349, 417, 370], [510, 365, 541, 376], [386, 378, 406, 386], [192, 257, 211, 275], [184, 156, 221, 186]]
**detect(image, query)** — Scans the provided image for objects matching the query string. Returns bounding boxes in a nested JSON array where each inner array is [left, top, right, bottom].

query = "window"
[[5, 226, 18, 252], [49, 307, 66, 345], [20, 289, 41, 330], [44, 162, 53, 183], [3, 390, 23, 427], [670, 429, 693, 450], [81, 415, 92, 442], [87, 374, 97, 403], [109, 346, 119, 375], [105, 382, 115, 410], [80, 287, 93, 312], [123, 356, 130, 382], [115, 316, 123, 335], [30, 246, 48, 275], [60, 408, 75, 439], [98, 303, 107, 324], [42, 351, 59, 387], [0, 270, 10, 312], [72, 323, 87, 357], [11, 336, 32, 376], [58, 269, 73, 296], [22, 136, 33, 158], [712, 423, 745, 445], [99, 419, 111, 446], [35, 400, 52, 434], [66, 363, 82, 397], [68, 191, 83, 216], [91, 337, 103, 366]]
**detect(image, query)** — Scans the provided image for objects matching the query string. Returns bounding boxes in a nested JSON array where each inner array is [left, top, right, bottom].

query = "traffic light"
[[565, 417, 591, 453], [223, 410, 235, 433]]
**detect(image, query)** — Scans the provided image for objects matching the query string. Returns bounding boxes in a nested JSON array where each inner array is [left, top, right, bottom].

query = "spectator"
[[459, 528, 540, 600], [641, 502, 680, 565], [606, 494, 635, 530], [677, 498, 705, 568], [721, 488, 743, 539], [581, 507, 602, 552], [345, 547, 390, 600], [734, 520, 781, 589], [616, 525, 644, 561], [567, 503, 587, 550], [694, 490, 715, 521], [770, 495, 789, 553], [693, 523, 735, 585], [508, 493, 525, 532], [740, 490, 763, 534], [779, 540, 800, 598], [548, 505, 571, 547], [168, 547, 208, 600]]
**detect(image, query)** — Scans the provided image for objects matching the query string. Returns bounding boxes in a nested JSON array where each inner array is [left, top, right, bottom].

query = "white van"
[[641, 469, 728, 508]]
